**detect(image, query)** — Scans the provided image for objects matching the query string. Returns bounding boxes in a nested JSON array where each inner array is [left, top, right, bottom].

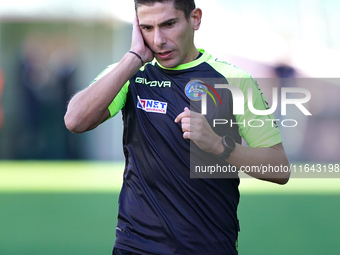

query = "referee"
[[65, 1, 290, 254]]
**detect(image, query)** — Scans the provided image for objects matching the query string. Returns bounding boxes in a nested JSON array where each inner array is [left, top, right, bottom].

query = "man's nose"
[[154, 28, 166, 47]]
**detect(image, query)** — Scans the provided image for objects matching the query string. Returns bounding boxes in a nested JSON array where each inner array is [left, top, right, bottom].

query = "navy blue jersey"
[[92, 49, 282, 254]]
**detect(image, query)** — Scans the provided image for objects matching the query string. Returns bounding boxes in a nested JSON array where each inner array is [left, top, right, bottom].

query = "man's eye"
[[166, 22, 174, 27], [142, 26, 151, 31]]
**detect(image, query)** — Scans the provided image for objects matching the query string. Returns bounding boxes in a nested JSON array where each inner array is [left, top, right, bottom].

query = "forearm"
[[214, 140, 290, 184], [64, 53, 142, 133], [175, 109, 290, 184]]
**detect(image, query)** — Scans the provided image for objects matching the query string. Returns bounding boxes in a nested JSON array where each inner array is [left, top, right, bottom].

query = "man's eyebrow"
[[158, 18, 178, 27], [139, 18, 178, 28]]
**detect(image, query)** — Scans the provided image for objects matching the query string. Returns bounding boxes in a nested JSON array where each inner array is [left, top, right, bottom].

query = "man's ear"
[[191, 8, 202, 31]]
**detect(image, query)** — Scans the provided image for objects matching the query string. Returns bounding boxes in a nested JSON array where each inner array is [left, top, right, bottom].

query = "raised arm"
[[175, 108, 290, 185], [64, 17, 154, 133]]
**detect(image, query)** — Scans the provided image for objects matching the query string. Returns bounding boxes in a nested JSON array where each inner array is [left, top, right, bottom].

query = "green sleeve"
[[107, 81, 129, 118], [234, 75, 282, 148], [208, 61, 282, 148], [90, 64, 129, 118]]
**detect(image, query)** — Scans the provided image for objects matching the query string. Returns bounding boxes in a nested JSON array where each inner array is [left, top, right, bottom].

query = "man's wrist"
[[123, 52, 144, 70], [128, 51, 145, 66], [215, 135, 236, 160], [213, 136, 224, 156]]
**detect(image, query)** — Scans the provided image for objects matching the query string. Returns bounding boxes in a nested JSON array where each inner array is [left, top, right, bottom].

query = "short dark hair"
[[135, 0, 196, 20]]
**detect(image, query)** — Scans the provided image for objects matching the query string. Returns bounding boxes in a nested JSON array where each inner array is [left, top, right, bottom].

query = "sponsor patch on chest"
[[137, 96, 168, 114]]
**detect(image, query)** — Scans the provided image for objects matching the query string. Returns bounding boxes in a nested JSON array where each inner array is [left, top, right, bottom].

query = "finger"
[[181, 123, 191, 133], [132, 15, 139, 31], [183, 131, 191, 140], [180, 117, 190, 125], [131, 16, 145, 54], [174, 107, 190, 123], [188, 109, 202, 119]]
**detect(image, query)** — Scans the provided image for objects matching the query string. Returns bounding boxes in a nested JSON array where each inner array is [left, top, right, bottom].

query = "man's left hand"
[[175, 107, 223, 154]]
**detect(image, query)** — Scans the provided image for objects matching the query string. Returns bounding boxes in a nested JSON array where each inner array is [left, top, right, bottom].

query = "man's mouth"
[[157, 51, 173, 59], [158, 51, 172, 56]]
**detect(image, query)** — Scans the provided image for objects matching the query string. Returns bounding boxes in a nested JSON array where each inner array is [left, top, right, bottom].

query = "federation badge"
[[184, 80, 207, 101]]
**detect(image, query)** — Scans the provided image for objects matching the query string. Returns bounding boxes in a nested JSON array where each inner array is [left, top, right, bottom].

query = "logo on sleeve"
[[137, 96, 168, 114]]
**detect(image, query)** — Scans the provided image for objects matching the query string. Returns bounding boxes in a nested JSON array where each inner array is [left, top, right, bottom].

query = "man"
[[65, 0, 290, 254]]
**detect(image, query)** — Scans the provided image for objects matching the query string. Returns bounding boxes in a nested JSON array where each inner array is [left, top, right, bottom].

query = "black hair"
[[134, 0, 196, 20]]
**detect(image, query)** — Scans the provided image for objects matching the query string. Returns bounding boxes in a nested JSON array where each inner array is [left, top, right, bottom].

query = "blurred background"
[[0, 0, 339, 255], [0, 0, 339, 161]]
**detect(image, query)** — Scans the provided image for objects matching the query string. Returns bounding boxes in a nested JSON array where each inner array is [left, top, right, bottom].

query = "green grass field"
[[1, 161, 340, 255]]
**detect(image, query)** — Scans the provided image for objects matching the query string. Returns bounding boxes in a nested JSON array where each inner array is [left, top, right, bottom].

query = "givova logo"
[[185, 80, 222, 107], [135, 77, 171, 88]]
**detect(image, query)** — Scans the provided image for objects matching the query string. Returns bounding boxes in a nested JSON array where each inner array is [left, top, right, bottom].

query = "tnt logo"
[[137, 96, 168, 114]]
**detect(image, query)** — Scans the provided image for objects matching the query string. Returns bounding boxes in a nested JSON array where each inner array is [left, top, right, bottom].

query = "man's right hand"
[[65, 16, 154, 134], [130, 16, 154, 64]]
